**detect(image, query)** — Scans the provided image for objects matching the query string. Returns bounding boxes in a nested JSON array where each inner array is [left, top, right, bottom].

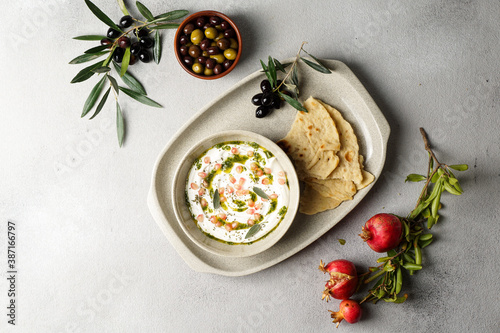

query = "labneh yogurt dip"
[[185, 141, 290, 244]]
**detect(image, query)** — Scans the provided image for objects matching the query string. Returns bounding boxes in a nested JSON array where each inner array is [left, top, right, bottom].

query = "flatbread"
[[299, 184, 343, 215], [304, 177, 357, 202], [277, 98, 341, 180], [278, 96, 374, 215], [317, 99, 364, 185]]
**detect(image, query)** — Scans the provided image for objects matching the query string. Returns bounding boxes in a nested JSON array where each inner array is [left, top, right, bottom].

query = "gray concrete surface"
[[1, 0, 499, 332]]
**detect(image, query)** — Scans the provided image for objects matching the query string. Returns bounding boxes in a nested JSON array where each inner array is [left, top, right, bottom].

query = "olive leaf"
[[73, 35, 107, 41], [102, 46, 116, 67], [121, 47, 131, 77], [136, 1, 154, 21], [90, 87, 111, 119], [117, 0, 130, 16], [279, 92, 307, 112], [213, 189, 220, 209], [69, 51, 108, 64], [153, 30, 161, 64], [84, 0, 122, 32], [300, 49, 331, 73], [119, 86, 162, 107], [116, 101, 125, 147], [113, 62, 147, 94], [70, 61, 104, 83], [107, 75, 119, 94], [92, 66, 111, 73], [84, 45, 110, 54], [300, 57, 331, 74], [245, 224, 262, 239], [252, 187, 269, 199], [260, 60, 274, 84], [267, 56, 277, 87], [150, 23, 180, 30], [273, 59, 289, 73], [81, 76, 107, 117], [405, 174, 427, 182], [154, 10, 189, 21]]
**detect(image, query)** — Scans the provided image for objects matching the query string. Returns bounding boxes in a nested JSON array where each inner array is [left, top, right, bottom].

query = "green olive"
[[192, 62, 204, 74], [202, 50, 209, 57], [214, 32, 224, 42], [204, 67, 214, 76], [229, 38, 238, 49], [210, 54, 225, 64], [190, 29, 204, 45], [204, 27, 218, 39], [224, 48, 237, 60]]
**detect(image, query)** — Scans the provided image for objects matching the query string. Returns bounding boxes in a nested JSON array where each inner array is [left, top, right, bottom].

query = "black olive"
[[260, 80, 272, 93], [220, 21, 230, 30], [188, 45, 201, 58], [112, 47, 124, 63], [205, 58, 216, 69], [179, 45, 189, 56], [117, 36, 130, 48], [138, 51, 151, 63], [197, 56, 207, 65], [140, 36, 154, 49], [196, 17, 206, 28], [183, 23, 195, 35], [252, 93, 263, 106], [119, 15, 133, 28], [179, 35, 189, 45], [271, 94, 282, 109], [129, 54, 137, 65], [136, 28, 150, 37], [100, 38, 113, 47], [261, 93, 274, 106], [256, 106, 271, 118], [183, 56, 194, 67], [209, 16, 221, 25], [130, 42, 142, 55], [216, 38, 230, 50], [207, 46, 220, 55], [223, 29, 235, 39], [214, 64, 223, 75], [223, 59, 233, 70], [107, 28, 120, 39], [200, 39, 211, 51]]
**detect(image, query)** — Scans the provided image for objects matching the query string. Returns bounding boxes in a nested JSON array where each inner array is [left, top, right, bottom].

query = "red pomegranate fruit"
[[329, 299, 362, 328], [359, 213, 403, 253], [319, 259, 358, 301]]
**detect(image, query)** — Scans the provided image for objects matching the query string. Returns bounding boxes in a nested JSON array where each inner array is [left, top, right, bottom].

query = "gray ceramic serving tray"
[[148, 59, 390, 276]]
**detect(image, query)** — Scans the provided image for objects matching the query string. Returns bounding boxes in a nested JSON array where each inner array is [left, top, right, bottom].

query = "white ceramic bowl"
[[171, 130, 300, 258]]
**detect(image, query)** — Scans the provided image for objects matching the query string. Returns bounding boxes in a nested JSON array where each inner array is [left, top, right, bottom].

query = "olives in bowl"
[[174, 11, 242, 79]]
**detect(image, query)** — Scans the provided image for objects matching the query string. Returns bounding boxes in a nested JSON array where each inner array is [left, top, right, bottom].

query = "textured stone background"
[[1, 0, 499, 332]]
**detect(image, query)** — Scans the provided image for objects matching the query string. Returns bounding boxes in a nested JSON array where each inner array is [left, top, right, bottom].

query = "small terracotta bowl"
[[174, 10, 242, 80]]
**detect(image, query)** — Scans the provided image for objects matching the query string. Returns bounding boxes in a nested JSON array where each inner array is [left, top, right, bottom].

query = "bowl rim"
[[174, 10, 242, 80], [171, 130, 300, 257]]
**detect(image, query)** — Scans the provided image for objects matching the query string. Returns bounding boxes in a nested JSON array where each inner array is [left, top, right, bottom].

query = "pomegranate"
[[329, 299, 362, 328], [319, 259, 358, 301], [359, 213, 403, 253]]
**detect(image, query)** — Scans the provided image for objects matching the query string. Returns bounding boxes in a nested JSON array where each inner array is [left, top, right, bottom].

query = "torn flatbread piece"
[[299, 184, 343, 215], [279, 96, 374, 215], [277, 99, 341, 180]]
